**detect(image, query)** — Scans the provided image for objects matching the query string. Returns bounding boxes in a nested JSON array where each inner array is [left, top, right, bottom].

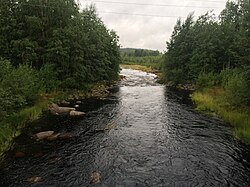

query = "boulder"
[[47, 133, 61, 141], [35, 131, 54, 140], [58, 106, 75, 113], [76, 101, 82, 104], [34, 131, 74, 141], [49, 103, 75, 115], [69, 111, 85, 116]]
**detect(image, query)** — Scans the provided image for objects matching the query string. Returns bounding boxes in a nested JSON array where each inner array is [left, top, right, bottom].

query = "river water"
[[1, 68, 250, 186]]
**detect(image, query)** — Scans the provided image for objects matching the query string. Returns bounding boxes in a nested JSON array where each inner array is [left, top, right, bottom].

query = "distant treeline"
[[121, 48, 163, 70], [163, 0, 250, 107], [120, 48, 161, 57], [0, 0, 121, 119]]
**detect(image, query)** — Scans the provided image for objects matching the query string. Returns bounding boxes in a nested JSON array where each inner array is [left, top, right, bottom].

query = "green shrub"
[[220, 68, 250, 106], [0, 59, 39, 119], [224, 70, 250, 106], [196, 72, 220, 88], [38, 63, 60, 92]]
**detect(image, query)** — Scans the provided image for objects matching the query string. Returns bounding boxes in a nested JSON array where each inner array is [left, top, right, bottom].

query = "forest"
[[121, 48, 163, 71], [163, 0, 250, 141], [0, 0, 121, 120], [0, 0, 121, 157]]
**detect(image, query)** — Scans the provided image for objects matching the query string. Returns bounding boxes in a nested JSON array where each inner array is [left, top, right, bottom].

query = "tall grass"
[[0, 99, 49, 159], [122, 55, 163, 71], [192, 88, 250, 144]]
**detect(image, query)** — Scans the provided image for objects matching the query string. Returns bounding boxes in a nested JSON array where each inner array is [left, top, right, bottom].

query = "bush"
[[196, 72, 220, 88], [38, 63, 60, 92], [223, 70, 250, 106], [0, 59, 39, 119]]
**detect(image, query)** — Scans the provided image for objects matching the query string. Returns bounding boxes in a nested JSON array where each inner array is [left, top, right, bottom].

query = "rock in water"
[[48, 103, 60, 115], [61, 100, 70, 105], [35, 131, 54, 140], [90, 171, 101, 184], [58, 107, 76, 113], [26, 176, 42, 184], [49, 103, 75, 115], [47, 133, 61, 141], [69, 111, 85, 116]]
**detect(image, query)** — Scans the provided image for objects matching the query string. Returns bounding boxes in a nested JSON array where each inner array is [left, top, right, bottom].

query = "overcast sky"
[[80, 0, 229, 52]]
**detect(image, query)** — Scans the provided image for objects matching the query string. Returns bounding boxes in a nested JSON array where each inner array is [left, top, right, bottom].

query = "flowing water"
[[1, 69, 250, 186]]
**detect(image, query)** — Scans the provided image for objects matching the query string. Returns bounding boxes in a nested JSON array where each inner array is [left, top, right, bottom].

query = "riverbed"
[[1, 68, 250, 186]]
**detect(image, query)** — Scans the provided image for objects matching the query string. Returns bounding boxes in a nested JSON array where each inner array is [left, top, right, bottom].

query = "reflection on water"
[[1, 68, 250, 186]]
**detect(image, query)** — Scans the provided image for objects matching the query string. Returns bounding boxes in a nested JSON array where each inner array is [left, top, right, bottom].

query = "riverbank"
[[192, 87, 250, 144], [0, 81, 115, 160]]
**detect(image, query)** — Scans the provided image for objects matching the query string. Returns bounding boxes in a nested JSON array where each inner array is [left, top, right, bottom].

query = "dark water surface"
[[1, 69, 250, 187]]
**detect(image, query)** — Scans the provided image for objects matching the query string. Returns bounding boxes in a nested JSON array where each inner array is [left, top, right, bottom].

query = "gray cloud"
[[80, 0, 228, 51]]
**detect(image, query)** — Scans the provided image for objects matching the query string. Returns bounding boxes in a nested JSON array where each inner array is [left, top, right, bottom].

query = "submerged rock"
[[14, 152, 25, 158], [33, 152, 44, 158], [26, 176, 42, 184], [58, 133, 73, 139], [95, 123, 118, 132], [61, 100, 70, 105], [35, 131, 54, 140], [34, 131, 73, 141], [90, 171, 101, 184]]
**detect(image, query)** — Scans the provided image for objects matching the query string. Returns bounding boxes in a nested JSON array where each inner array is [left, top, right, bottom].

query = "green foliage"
[[196, 72, 220, 88], [0, 1, 121, 158], [0, 1, 121, 89], [192, 89, 250, 144], [0, 98, 48, 159], [163, 0, 250, 108], [164, 13, 195, 84], [38, 63, 60, 92], [122, 55, 163, 70], [222, 68, 250, 106], [0, 59, 39, 118], [120, 48, 160, 57]]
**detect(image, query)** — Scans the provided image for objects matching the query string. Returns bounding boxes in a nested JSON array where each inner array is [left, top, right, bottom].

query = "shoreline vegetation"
[[0, 1, 121, 161], [161, 0, 250, 144], [192, 88, 250, 144], [0, 81, 116, 160]]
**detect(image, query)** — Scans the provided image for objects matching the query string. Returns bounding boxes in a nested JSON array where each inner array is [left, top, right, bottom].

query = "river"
[[1, 68, 250, 186]]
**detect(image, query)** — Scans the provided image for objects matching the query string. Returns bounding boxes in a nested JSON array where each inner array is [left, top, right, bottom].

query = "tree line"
[[121, 48, 163, 70], [163, 0, 250, 107], [120, 48, 161, 57], [0, 0, 121, 119]]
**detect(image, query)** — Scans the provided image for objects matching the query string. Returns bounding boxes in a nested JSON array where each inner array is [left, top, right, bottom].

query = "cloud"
[[80, 0, 228, 51]]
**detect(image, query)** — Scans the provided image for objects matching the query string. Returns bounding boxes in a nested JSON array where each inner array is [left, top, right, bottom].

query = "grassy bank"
[[0, 82, 113, 160], [122, 60, 162, 71], [121, 64, 154, 73], [192, 88, 250, 144], [0, 98, 49, 160]]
